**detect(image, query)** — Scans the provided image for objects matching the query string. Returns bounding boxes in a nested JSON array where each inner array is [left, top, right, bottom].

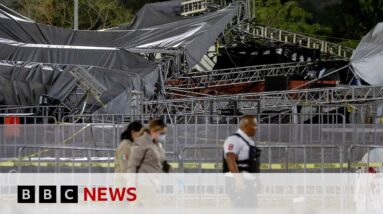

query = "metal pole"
[[74, 0, 79, 30]]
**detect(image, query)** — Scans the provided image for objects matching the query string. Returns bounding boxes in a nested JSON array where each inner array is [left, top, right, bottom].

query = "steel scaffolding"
[[168, 61, 314, 89], [181, 0, 228, 16], [181, 0, 208, 16], [145, 85, 383, 114]]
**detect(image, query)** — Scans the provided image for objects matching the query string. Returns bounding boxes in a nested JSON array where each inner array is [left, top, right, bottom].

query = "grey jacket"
[[127, 132, 165, 173]]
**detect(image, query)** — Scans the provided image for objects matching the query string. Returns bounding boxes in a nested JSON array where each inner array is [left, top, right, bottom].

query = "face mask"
[[158, 134, 166, 143]]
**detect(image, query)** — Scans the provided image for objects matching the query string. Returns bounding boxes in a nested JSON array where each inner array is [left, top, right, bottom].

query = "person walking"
[[223, 115, 261, 173], [223, 115, 261, 207], [127, 119, 170, 173], [114, 121, 143, 173]]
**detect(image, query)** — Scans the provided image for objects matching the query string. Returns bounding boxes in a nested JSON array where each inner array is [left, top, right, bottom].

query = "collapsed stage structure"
[[2, 1, 383, 175], [0, 0, 247, 117], [0, 0, 382, 124]]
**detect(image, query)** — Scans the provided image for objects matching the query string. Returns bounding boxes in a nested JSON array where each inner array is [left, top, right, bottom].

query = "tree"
[[15, 0, 134, 30], [318, 0, 383, 47], [252, 0, 332, 37], [119, 0, 167, 11]]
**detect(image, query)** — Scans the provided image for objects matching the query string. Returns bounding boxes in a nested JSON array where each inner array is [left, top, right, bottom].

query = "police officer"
[[223, 115, 261, 173], [114, 121, 143, 173], [223, 115, 261, 207]]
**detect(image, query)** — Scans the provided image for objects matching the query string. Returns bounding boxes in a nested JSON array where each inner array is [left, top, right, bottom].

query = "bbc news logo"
[[17, 186, 136, 203]]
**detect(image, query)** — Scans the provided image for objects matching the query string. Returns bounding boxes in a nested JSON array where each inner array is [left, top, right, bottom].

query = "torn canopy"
[[0, 61, 162, 114], [0, 4, 165, 114], [0, 1, 240, 67], [126, 0, 184, 29], [351, 22, 383, 85], [0, 75, 45, 106], [0, 1, 239, 113], [0, 38, 156, 72], [115, 1, 241, 67]]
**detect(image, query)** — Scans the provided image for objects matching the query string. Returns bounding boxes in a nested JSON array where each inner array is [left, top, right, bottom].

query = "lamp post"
[[74, 0, 78, 30]]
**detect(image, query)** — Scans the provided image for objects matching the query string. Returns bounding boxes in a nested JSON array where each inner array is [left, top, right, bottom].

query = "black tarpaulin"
[[0, 75, 46, 106], [0, 4, 167, 114], [114, 1, 241, 66], [0, 38, 157, 71], [0, 1, 240, 67], [0, 1, 240, 113], [127, 0, 184, 29], [0, 61, 162, 114]]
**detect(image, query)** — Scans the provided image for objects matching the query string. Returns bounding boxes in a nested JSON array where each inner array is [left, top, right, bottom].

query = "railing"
[[347, 145, 383, 172], [61, 113, 346, 125], [181, 0, 208, 16], [1, 143, 381, 173], [4, 102, 381, 125], [17, 146, 115, 173], [181, 0, 227, 16], [0, 115, 57, 124], [180, 144, 344, 173], [251, 25, 354, 59], [0, 105, 67, 122], [1, 122, 382, 173]]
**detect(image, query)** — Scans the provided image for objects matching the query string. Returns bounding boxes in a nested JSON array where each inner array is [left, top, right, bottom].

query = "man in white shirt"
[[223, 115, 260, 207], [223, 115, 260, 173]]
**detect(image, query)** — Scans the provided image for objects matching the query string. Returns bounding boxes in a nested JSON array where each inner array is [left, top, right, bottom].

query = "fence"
[[17, 145, 115, 173], [0, 115, 57, 125], [179, 144, 344, 173], [0, 105, 66, 121], [251, 25, 354, 59], [1, 122, 383, 173], [2, 101, 383, 125], [61, 113, 346, 125], [2, 143, 381, 173], [347, 145, 383, 172]]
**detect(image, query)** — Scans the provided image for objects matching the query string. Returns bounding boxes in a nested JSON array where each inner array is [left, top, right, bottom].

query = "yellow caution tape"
[[1, 161, 382, 170]]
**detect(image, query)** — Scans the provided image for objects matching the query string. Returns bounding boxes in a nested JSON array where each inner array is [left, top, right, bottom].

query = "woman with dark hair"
[[114, 121, 143, 173]]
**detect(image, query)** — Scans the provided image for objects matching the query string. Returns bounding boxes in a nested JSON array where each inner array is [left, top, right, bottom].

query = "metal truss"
[[144, 86, 383, 114], [61, 67, 107, 115], [246, 25, 354, 59], [181, 0, 228, 16], [181, 0, 208, 16], [168, 61, 314, 89]]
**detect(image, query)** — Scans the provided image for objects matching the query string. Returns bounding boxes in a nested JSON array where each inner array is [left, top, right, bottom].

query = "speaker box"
[[264, 76, 289, 91]]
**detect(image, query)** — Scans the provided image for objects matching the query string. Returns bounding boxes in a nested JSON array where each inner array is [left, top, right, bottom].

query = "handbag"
[[162, 161, 171, 173]]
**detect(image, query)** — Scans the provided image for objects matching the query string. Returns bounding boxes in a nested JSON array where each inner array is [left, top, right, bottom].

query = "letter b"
[[39, 186, 56, 203], [17, 186, 35, 203]]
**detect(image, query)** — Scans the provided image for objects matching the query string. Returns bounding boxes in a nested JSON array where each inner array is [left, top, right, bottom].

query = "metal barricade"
[[17, 145, 115, 173], [0, 105, 65, 121], [2, 121, 383, 174], [62, 114, 149, 124], [180, 144, 344, 173], [347, 144, 383, 172], [61, 113, 346, 125], [0, 115, 57, 124]]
